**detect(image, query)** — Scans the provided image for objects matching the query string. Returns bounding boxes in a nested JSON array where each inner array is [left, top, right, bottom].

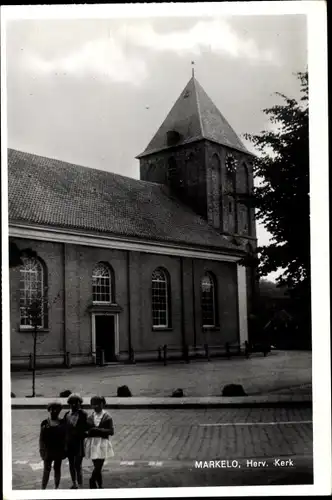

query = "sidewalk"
[[11, 350, 312, 401]]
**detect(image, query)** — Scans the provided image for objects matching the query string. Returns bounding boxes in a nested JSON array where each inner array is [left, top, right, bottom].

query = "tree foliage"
[[9, 239, 37, 268], [245, 71, 309, 295]]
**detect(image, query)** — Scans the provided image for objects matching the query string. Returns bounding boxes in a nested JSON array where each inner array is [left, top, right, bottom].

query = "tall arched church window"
[[225, 154, 236, 193], [227, 196, 236, 232], [225, 154, 237, 233], [152, 268, 170, 328], [20, 257, 47, 328], [236, 163, 250, 235], [92, 262, 113, 303], [201, 272, 217, 327]]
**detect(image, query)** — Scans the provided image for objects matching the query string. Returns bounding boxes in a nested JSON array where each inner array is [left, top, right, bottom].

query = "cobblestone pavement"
[[11, 351, 312, 398], [11, 407, 313, 489]]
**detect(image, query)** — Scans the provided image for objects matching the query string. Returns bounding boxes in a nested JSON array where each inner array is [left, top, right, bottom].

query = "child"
[[39, 401, 66, 489], [63, 394, 88, 489], [84, 395, 114, 489]]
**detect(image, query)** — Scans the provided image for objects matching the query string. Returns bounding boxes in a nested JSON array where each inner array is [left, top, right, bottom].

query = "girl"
[[39, 401, 66, 489], [63, 394, 88, 489], [84, 395, 114, 489]]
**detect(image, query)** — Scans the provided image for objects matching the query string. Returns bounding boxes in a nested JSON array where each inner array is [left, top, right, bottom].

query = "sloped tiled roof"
[[8, 149, 242, 253], [137, 76, 250, 157]]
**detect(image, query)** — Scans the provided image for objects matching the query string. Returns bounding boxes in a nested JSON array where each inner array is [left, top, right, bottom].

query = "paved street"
[[11, 407, 313, 489], [11, 350, 312, 397]]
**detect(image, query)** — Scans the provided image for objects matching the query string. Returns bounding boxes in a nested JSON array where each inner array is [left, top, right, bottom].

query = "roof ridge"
[[192, 77, 204, 137], [8, 148, 164, 186], [193, 79, 250, 154]]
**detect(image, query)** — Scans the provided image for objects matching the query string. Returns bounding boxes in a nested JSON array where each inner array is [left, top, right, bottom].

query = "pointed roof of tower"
[[137, 76, 251, 158]]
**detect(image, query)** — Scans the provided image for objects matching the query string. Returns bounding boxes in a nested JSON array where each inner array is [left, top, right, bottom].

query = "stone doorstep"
[[11, 395, 312, 409]]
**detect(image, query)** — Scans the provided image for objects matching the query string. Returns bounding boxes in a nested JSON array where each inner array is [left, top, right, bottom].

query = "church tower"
[[137, 75, 256, 253]]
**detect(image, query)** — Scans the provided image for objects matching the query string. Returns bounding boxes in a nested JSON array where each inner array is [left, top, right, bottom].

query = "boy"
[[39, 401, 66, 489]]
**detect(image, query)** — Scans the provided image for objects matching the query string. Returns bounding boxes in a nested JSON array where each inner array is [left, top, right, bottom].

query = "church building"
[[8, 74, 257, 368]]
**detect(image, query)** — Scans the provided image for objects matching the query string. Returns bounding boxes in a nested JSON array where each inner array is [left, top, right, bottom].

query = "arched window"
[[226, 195, 236, 233], [201, 272, 217, 327], [152, 268, 170, 328], [239, 203, 250, 235], [20, 257, 47, 328], [225, 154, 236, 193], [225, 155, 237, 233], [237, 162, 250, 193], [92, 262, 113, 303], [211, 154, 221, 228]]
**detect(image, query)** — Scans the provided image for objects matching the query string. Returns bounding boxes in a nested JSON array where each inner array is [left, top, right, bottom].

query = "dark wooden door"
[[95, 315, 116, 362]]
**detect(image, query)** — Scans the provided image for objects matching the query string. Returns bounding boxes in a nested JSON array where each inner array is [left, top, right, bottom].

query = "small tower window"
[[167, 130, 181, 146]]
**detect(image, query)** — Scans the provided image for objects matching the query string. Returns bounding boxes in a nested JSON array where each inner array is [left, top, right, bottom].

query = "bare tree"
[[21, 290, 60, 397]]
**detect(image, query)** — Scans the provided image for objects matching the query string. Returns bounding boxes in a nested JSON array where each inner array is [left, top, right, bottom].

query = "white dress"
[[84, 410, 114, 460]]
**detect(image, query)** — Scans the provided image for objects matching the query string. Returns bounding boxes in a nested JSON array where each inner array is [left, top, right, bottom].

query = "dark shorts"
[[66, 442, 85, 458]]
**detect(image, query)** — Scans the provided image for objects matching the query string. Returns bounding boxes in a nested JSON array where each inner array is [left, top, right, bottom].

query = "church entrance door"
[[95, 315, 117, 363]]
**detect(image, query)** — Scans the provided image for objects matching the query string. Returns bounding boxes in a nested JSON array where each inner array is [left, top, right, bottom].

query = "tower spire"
[[191, 60, 195, 78]]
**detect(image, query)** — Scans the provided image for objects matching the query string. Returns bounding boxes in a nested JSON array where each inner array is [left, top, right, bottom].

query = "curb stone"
[[11, 394, 312, 409]]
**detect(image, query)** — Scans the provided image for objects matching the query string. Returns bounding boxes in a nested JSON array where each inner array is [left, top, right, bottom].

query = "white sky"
[[3, 6, 308, 276]]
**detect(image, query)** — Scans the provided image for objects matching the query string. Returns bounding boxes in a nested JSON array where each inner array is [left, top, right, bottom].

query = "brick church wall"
[[10, 238, 65, 363], [140, 142, 208, 219], [191, 258, 239, 346], [130, 252, 183, 351], [65, 244, 129, 357], [10, 237, 241, 367]]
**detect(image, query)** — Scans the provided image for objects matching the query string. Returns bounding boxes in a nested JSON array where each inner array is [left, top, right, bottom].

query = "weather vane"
[[191, 61, 195, 78]]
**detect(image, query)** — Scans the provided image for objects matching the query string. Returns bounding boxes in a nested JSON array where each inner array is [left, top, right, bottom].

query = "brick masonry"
[[10, 137, 257, 367], [10, 238, 240, 366], [139, 137, 257, 320], [140, 139, 257, 246]]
